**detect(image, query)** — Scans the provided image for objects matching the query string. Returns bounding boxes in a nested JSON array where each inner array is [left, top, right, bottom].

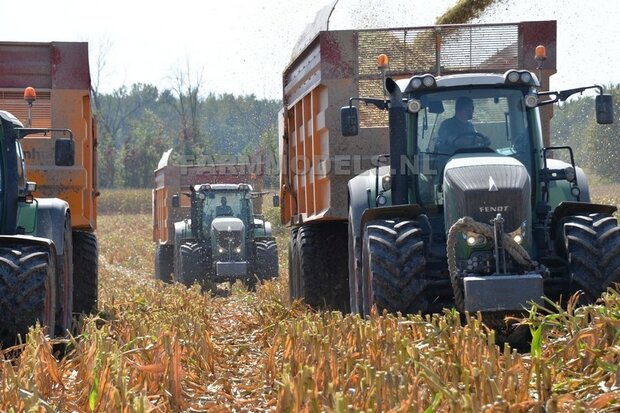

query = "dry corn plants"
[[1, 187, 620, 412]]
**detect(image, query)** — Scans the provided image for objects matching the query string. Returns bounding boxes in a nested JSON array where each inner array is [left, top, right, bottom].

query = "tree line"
[[550, 84, 620, 183], [92, 79, 280, 189], [92, 81, 620, 189]]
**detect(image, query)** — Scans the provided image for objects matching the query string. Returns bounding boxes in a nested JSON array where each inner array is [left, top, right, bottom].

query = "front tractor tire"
[[361, 219, 429, 317], [177, 242, 211, 290], [255, 239, 279, 280], [0, 245, 56, 346], [155, 244, 174, 283], [563, 213, 620, 303]]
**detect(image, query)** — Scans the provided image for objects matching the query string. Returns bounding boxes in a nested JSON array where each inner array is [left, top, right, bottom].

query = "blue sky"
[[1, 0, 618, 99]]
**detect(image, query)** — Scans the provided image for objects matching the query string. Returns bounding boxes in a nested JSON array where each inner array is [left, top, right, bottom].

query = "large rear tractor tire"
[[295, 223, 349, 312], [72, 231, 98, 315], [361, 219, 429, 317], [155, 244, 174, 283], [563, 213, 620, 303], [0, 245, 56, 346]]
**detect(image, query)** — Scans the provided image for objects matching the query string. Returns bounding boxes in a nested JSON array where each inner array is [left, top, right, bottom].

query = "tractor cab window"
[[201, 190, 251, 230], [413, 88, 532, 206]]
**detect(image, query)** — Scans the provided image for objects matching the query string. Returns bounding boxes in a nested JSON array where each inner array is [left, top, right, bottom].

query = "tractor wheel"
[[0, 245, 56, 346], [563, 213, 620, 303], [348, 207, 362, 314], [296, 223, 349, 312], [72, 231, 98, 315], [155, 244, 174, 283], [361, 219, 428, 316], [179, 242, 210, 289], [56, 214, 73, 336], [256, 239, 279, 280]]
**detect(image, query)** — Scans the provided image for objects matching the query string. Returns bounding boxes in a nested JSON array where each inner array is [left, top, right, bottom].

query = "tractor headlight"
[[381, 175, 392, 191], [524, 94, 538, 108], [465, 232, 487, 246], [407, 99, 422, 113], [509, 222, 526, 245]]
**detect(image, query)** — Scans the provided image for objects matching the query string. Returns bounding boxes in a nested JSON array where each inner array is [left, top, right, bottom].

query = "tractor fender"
[[32, 198, 71, 255], [347, 165, 391, 240], [550, 201, 618, 241], [546, 159, 591, 203], [253, 218, 273, 238], [173, 219, 194, 247]]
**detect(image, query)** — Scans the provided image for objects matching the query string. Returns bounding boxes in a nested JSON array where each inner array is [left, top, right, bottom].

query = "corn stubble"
[[1, 193, 620, 411]]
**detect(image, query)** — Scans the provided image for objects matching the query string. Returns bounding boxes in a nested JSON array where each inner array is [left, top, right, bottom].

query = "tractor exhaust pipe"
[[386, 78, 407, 205]]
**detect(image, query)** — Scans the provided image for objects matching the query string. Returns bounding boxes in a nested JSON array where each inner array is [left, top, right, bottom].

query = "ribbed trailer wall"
[[0, 41, 97, 231], [280, 21, 556, 227]]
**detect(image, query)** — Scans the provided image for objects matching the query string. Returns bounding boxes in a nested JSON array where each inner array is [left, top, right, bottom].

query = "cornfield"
[[0, 188, 619, 411]]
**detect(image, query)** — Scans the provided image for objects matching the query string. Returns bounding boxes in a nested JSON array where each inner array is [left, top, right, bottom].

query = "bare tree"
[[167, 61, 206, 157]]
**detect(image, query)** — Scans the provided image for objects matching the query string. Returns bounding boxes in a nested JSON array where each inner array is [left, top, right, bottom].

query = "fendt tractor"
[[0, 105, 75, 346], [281, 21, 620, 340], [0, 42, 99, 316], [153, 151, 279, 291]]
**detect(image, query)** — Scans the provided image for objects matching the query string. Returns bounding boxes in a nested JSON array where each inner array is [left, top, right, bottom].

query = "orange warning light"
[[377, 54, 389, 69], [24, 87, 37, 103]]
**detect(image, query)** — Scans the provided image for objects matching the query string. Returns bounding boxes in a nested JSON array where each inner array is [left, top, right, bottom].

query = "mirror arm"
[[538, 85, 604, 106], [17, 127, 74, 140]]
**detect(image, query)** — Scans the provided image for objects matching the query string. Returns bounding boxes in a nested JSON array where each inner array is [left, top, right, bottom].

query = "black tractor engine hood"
[[443, 154, 530, 232]]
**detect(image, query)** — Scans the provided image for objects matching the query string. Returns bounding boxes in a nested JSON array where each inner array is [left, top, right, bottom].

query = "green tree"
[[121, 110, 172, 188], [582, 85, 620, 182]]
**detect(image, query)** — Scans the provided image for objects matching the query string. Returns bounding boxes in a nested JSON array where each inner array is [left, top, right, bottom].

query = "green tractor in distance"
[[342, 56, 618, 343], [0, 110, 76, 346], [170, 183, 279, 291]]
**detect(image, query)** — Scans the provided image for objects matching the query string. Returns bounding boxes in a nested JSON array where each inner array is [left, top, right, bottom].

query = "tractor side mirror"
[[172, 194, 180, 208], [55, 139, 74, 166], [595, 94, 614, 124], [272, 194, 280, 207], [340, 106, 359, 136]]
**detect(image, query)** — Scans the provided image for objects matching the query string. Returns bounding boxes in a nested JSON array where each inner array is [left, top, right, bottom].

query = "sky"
[[1, 0, 619, 100]]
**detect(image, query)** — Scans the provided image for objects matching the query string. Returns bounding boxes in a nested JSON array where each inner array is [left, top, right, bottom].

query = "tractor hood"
[[211, 216, 244, 233], [443, 154, 530, 233]]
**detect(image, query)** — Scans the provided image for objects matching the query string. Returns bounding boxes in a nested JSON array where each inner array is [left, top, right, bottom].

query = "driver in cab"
[[436, 96, 489, 154]]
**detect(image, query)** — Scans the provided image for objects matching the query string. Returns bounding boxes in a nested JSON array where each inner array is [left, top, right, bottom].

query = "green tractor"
[[0, 110, 76, 346], [342, 65, 618, 339], [170, 183, 278, 290]]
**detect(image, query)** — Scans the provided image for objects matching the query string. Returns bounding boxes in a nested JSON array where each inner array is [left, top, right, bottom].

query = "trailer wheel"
[[563, 213, 620, 303], [72, 231, 98, 315], [296, 223, 349, 312], [0, 245, 56, 346], [256, 239, 279, 280], [155, 244, 174, 283], [56, 214, 73, 336], [361, 219, 428, 316]]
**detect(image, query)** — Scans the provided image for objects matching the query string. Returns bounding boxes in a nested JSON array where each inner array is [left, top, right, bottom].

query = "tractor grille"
[[444, 157, 530, 232]]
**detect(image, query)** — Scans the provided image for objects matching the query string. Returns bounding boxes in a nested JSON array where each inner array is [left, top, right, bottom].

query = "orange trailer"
[[0, 41, 98, 313]]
